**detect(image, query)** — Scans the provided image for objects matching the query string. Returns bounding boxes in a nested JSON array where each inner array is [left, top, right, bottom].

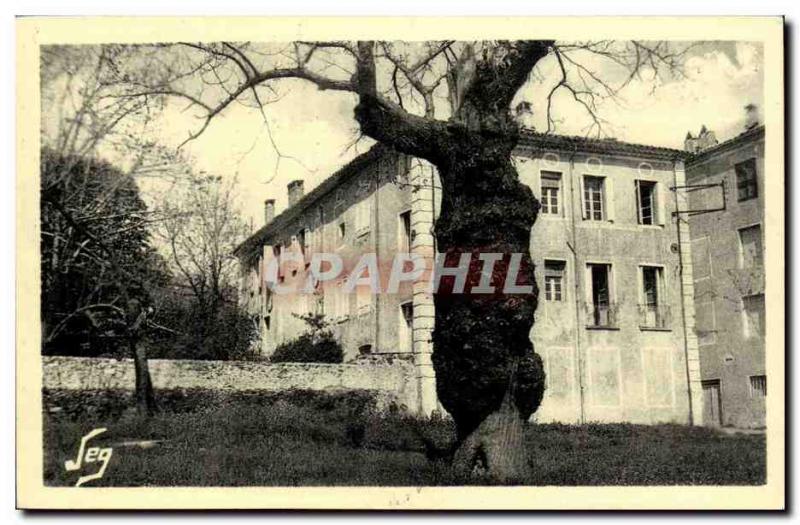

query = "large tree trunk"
[[451, 388, 529, 482], [431, 136, 545, 483], [352, 41, 552, 482]]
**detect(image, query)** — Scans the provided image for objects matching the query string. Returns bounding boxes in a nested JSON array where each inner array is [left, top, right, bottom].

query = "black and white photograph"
[[14, 15, 784, 510]]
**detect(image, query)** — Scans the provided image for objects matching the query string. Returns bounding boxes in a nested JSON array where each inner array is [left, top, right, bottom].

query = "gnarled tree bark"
[[355, 41, 551, 482]]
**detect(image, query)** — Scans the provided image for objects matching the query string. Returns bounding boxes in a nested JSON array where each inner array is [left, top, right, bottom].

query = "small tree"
[[153, 172, 255, 359]]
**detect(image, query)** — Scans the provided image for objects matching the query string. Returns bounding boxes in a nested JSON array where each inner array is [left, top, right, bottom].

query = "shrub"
[[271, 333, 343, 363], [270, 314, 344, 364]]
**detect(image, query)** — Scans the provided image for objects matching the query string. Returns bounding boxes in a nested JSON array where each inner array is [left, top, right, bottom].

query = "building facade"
[[684, 123, 766, 429], [236, 131, 705, 425]]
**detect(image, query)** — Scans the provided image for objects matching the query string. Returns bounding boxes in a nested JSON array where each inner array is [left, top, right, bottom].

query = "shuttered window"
[[738, 224, 763, 269], [735, 158, 758, 202], [636, 180, 657, 225], [583, 176, 605, 221], [544, 260, 566, 301], [540, 172, 561, 216], [749, 375, 766, 398], [742, 294, 765, 339]]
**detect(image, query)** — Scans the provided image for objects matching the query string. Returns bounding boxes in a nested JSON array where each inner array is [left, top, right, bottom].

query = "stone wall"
[[42, 356, 419, 411]]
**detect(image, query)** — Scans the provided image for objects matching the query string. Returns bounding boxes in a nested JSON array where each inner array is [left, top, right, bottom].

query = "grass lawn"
[[43, 392, 766, 487]]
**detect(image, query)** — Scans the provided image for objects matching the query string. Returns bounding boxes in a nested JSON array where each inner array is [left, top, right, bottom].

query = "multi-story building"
[[235, 131, 706, 425], [684, 115, 766, 429]]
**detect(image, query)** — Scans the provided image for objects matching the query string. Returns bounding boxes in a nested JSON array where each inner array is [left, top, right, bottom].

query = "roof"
[[233, 144, 393, 258], [685, 124, 765, 166], [518, 130, 690, 161], [235, 129, 693, 259]]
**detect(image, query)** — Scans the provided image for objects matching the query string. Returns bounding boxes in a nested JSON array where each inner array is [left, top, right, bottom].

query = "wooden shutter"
[[635, 180, 642, 224], [580, 175, 587, 220], [656, 181, 666, 225], [605, 176, 615, 222]]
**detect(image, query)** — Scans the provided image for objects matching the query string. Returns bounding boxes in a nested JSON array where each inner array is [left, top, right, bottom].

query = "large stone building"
[[236, 129, 710, 426], [684, 115, 766, 429]]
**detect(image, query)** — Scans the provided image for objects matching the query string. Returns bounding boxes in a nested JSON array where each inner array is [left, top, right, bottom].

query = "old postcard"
[[16, 16, 784, 510]]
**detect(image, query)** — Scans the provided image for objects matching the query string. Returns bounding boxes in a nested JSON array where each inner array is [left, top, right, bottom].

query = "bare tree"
[[154, 172, 251, 356], [116, 39, 691, 479]]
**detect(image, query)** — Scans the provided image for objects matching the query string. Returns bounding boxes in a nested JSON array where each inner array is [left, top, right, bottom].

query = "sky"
[[147, 40, 764, 230]]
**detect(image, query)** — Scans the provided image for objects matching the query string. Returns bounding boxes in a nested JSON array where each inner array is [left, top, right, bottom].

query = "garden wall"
[[42, 356, 419, 411]]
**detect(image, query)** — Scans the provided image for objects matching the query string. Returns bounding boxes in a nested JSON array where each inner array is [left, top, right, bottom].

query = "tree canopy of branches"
[[149, 173, 256, 360], [116, 39, 690, 479]]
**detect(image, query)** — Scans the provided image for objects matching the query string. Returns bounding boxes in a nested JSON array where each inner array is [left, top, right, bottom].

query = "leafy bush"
[[270, 314, 343, 364]]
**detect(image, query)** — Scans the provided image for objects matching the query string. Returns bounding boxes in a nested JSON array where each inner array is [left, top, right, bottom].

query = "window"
[[735, 158, 758, 202], [331, 280, 351, 320], [642, 266, 660, 306], [636, 180, 657, 225], [356, 287, 372, 314], [742, 294, 765, 339], [540, 172, 562, 215], [298, 228, 308, 256], [315, 293, 325, 316], [399, 302, 413, 354], [738, 225, 763, 269], [639, 266, 669, 329], [587, 263, 615, 327], [354, 199, 371, 235], [338, 222, 347, 241], [749, 375, 767, 398], [399, 210, 412, 253], [544, 260, 566, 301], [583, 176, 605, 221]]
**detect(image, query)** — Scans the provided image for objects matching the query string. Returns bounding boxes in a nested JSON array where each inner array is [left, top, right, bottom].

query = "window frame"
[[749, 375, 767, 398], [540, 171, 563, 217], [543, 259, 567, 302], [585, 261, 617, 329], [741, 293, 765, 339], [737, 223, 763, 270], [735, 157, 758, 202], [398, 209, 412, 254], [354, 198, 372, 237], [583, 175, 606, 221], [638, 264, 670, 330], [635, 180, 658, 225]]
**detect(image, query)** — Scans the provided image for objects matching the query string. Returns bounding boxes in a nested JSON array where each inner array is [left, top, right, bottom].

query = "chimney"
[[287, 180, 304, 208], [264, 199, 275, 224], [744, 103, 760, 130]]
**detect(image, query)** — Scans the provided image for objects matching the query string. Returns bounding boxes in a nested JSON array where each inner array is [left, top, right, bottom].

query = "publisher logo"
[[64, 428, 113, 487]]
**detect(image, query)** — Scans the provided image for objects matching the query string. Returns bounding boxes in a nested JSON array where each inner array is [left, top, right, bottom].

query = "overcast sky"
[[148, 40, 763, 229]]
